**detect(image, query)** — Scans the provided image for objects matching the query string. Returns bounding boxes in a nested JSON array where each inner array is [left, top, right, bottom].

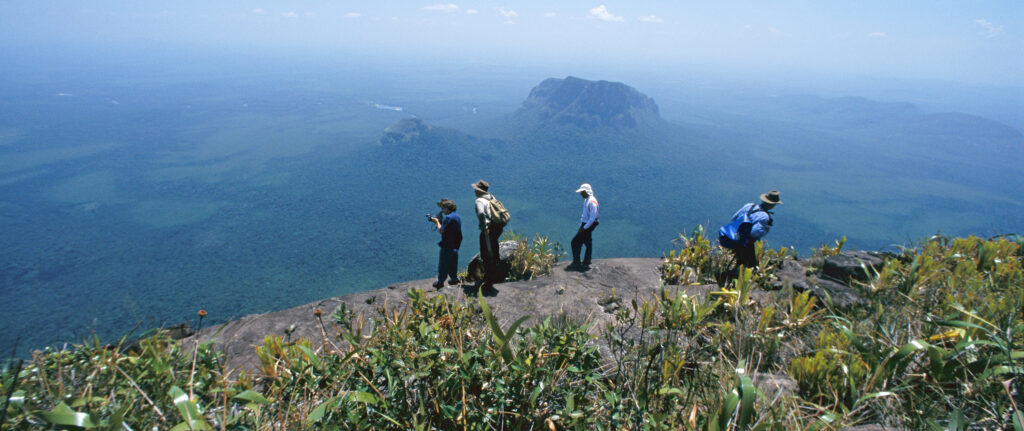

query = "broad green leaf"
[[718, 390, 740, 431], [501, 316, 530, 363], [737, 375, 756, 428], [169, 386, 211, 430], [307, 395, 339, 424], [478, 290, 505, 341], [296, 345, 321, 367], [234, 390, 272, 405], [171, 420, 212, 431], [8, 390, 25, 407], [805, 412, 838, 431], [35, 402, 96, 428], [948, 408, 967, 431], [348, 391, 380, 406], [658, 387, 684, 396], [978, 365, 1024, 380]]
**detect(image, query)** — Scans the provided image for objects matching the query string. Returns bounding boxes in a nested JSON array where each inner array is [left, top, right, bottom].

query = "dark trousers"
[[479, 224, 504, 283], [731, 241, 757, 269], [437, 248, 458, 283], [571, 221, 598, 264]]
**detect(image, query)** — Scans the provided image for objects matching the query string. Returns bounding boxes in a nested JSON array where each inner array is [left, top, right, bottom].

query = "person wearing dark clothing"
[[431, 199, 462, 288], [568, 183, 599, 271], [472, 180, 503, 286], [723, 190, 781, 270]]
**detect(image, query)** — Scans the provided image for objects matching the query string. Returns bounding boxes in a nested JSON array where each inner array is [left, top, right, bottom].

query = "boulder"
[[775, 256, 869, 308], [823, 251, 886, 283], [465, 240, 519, 283], [752, 372, 798, 398], [772, 259, 813, 291], [807, 275, 869, 308]]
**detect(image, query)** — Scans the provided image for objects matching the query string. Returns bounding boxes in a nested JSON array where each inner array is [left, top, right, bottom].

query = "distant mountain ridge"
[[517, 76, 662, 129]]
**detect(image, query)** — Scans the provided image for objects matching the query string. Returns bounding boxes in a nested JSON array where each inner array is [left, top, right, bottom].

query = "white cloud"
[[304, 12, 314, 17], [344, 12, 361, 19], [466, 9, 478, 14], [282, 11, 298, 18], [974, 19, 1004, 38], [251, 8, 267, 15], [639, 15, 663, 23], [497, 7, 518, 19], [867, 31, 886, 38], [544, 12, 557, 18], [589, 5, 623, 22], [423, 3, 459, 12]]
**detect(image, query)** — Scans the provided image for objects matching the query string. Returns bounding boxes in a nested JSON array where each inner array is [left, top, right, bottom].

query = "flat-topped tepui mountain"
[[517, 76, 663, 129]]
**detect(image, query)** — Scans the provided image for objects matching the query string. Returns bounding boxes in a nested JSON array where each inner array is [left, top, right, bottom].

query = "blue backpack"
[[718, 206, 763, 249]]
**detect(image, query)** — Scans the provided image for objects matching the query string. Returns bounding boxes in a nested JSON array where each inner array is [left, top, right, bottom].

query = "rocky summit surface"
[[187, 250, 884, 373], [189, 258, 683, 373]]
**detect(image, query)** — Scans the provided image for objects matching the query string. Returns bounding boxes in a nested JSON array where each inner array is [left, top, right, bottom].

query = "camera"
[[426, 212, 441, 222]]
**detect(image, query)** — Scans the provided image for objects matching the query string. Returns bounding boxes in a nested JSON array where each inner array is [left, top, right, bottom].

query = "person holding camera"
[[430, 198, 462, 289]]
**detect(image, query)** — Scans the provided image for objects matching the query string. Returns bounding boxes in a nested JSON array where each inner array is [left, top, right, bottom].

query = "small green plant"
[[503, 231, 564, 281], [813, 236, 847, 258], [662, 225, 731, 284]]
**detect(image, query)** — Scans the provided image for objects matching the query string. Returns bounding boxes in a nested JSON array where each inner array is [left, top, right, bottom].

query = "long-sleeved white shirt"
[[475, 194, 492, 230], [580, 195, 599, 229]]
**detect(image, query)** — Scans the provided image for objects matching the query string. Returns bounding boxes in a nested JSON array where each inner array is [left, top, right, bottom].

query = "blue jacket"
[[439, 212, 463, 250], [732, 203, 772, 240]]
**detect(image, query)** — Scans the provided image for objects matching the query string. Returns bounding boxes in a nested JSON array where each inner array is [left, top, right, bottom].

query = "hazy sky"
[[1, 1, 1021, 86]]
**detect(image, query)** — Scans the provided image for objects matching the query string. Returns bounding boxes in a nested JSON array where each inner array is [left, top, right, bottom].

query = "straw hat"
[[760, 190, 782, 205], [471, 180, 489, 193]]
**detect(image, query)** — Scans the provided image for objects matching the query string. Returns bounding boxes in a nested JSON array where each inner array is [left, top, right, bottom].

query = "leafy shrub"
[[502, 231, 564, 281], [662, 225, 731, 285]]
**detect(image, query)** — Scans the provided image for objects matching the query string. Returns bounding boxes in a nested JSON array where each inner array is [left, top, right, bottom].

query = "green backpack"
[[488, 195, 510, 226]]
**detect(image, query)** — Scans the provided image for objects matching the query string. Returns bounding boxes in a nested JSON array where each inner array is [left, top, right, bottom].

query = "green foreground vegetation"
[[2, 232, 1022, 430]]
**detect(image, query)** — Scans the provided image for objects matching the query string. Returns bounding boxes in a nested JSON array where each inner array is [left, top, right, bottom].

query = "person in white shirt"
[[472, 180, 503, 286], [568, 183, 599, 271]]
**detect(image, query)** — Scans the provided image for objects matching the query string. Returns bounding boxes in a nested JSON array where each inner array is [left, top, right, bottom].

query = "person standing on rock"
[[430, 198, 462, 289], [473, 180, 505, 286], [568, 183, 599, 271], [719, 190, 781, 271]]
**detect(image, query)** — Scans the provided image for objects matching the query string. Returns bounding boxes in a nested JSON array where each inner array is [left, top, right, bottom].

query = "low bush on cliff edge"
[[2, 234, 1022, 429]]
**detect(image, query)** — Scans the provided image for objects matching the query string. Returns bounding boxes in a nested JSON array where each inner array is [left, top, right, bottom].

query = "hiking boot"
[[432, 281, 445, 289], [448, 278, 461, 286], [565, 261, 583, 272]]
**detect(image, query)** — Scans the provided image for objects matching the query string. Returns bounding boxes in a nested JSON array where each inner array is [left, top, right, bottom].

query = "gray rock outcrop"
[[773, 250, 889, 308], [822, 250, 886, 283], [188, 258, 667, 373], [186, 250, 891, 373]]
